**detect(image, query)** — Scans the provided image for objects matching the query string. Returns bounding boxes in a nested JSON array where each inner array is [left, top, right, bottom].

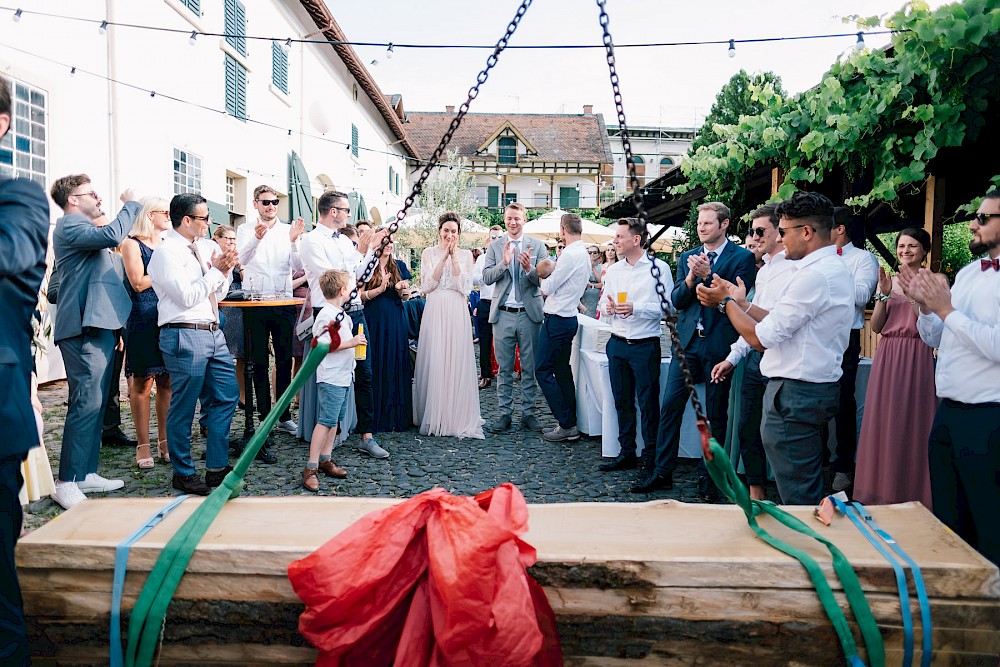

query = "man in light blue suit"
[[50, 174, 140, 508]]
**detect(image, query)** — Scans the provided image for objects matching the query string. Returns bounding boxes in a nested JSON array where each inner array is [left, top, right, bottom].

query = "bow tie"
[[331, 231, 340, 238], [837, 247, 843, 256], [982, 258, 1000, 271]]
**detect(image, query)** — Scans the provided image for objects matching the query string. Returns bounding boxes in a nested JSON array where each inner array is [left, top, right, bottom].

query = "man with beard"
[[899, 190, 1000, 567], [50, 174, 140, 509]]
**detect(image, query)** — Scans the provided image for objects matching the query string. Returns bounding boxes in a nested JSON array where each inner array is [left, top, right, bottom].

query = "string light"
[[727, 39, 736, 58], [855, 31, 865, 51], [282, 37, 292, 54], [188, 31, 197, 46], [69, 66, 76, 76], [12, 8, 21, 21], [386, 43, 394, 59], [369, 58, 378, 67], [98, 20, 108, 35], [537, 178, 542, 186]]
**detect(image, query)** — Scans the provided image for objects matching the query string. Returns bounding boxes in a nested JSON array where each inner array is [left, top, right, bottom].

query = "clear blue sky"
[[329, 0, 947, 127]]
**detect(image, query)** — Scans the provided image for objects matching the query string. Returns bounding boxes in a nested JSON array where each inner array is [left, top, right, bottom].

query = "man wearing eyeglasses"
[[472, 225, 503, 389], [898, 192, 1000, 567], [701, 203, 793, 501], [49, 174, 141, 509], [698, 191, 853, 506], [236, 185, 306, 461], [148, 193, 240, 495]]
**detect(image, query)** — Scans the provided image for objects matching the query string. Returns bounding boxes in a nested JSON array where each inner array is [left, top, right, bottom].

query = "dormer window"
[[498, 136, 517, 164]]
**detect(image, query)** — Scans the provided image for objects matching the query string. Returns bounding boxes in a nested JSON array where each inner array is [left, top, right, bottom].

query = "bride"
[[412, 212, 484, 439]]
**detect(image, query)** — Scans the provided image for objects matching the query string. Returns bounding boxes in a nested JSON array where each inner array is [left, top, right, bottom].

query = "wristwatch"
[[717, 296, 734, 313]]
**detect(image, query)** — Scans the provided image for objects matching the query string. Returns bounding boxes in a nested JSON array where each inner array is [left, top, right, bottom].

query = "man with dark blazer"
[[482, 202, 549, 433], [50, 174, 140, 509], [0, 74, 50, 666], [633, 202, 756, 497]]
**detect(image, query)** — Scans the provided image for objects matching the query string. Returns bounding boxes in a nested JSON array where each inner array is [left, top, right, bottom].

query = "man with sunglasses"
[[701, 203, 793, 501], [236, 185, 306, 461], [49, 174, 141, 509], [472, 225, 504, 389], [699, 191, 853, 506], [898, 192, 1000, 567]]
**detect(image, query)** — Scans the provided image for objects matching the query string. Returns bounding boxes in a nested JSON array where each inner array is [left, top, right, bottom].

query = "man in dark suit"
[[0, 73, 50, 666], [633, 202, 756, 497], [50, 174, 140, 509]]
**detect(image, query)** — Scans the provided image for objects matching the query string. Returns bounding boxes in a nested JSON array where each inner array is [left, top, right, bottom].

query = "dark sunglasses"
[[588, 250, 600, 255], [557, 245, 565, 249], [257, 198, 279, 206], [974, 212, 1000, 225], [777, 224, 811, 238], [751, 226, 769, 237]]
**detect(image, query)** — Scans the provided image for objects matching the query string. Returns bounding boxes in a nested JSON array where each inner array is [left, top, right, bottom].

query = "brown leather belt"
[[163, 322, 219, 331]]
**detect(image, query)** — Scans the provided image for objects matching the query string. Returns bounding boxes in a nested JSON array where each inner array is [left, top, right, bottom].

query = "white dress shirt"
[[916, 257, 1000, 403], [838, 242, 879, 329], [756, 245, 854, 382], [299, 224, 370, 309], [148, 230, 231, 326], [472, 253, 494, 300], [601, 252, 675, 340], [542, 240, 591, 317], [725, 249, 797, 366], [312, 305, 356, 386], [503, 234, 525, 308], [236, 218, 303, 296]]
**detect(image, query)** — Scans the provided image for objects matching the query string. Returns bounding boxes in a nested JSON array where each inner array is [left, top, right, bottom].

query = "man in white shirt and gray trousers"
[[535, 213, 591, 442], [699, 191, 854, 505], [900, 190, 1000, 567]]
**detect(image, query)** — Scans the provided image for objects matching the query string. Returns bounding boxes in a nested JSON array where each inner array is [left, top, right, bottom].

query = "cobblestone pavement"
[[27, 368, 777, 531]]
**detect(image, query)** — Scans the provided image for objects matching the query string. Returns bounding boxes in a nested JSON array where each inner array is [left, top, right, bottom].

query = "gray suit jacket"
[[482, 234, 547, 324], [52, 201, 141, 343]]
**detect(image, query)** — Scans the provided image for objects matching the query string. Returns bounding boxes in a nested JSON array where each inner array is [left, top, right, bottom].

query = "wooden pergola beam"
[[924, 175, 946, 272]]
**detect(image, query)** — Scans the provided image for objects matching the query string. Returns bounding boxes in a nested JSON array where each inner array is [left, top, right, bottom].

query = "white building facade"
[[606, 125, 696, 196]]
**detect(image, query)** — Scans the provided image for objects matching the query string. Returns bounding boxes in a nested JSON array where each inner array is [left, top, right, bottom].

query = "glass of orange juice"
[[616, 291, 628, 304]]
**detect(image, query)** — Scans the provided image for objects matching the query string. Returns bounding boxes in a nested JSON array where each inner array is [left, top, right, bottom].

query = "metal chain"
[[323, 0, 534, 340], [595, 0, 708, 427]]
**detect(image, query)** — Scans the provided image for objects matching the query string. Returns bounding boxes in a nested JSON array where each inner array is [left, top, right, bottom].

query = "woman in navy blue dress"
[[121, 197, 172, 469], [360, 241, 413, 433]]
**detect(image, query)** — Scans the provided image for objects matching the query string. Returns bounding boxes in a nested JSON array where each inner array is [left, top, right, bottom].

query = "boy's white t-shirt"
[[312, 305, 355, 387]]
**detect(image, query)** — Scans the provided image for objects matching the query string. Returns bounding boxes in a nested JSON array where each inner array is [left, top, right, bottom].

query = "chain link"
[[595, 0, 707, 425], [335, 0, 532, 334]]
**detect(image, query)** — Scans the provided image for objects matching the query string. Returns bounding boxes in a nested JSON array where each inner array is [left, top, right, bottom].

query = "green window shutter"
[[498, 136, 516, 164], [351, 124, 359, 158], [225, 0, 247, 57], [559, 186, 579, 209], [487, 186, 499, 208], [225, 54, 247, 122], [271, 42, 289, 94], [395, 173, 400, 195], [389, 166, 394, 191], [182, 0, 200, 15], [503, 193, 517, 206]]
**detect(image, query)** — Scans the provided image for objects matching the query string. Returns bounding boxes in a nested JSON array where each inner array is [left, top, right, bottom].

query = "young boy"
[[303, 269, 366, 492]]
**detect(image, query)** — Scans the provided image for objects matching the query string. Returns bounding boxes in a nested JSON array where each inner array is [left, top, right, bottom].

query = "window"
[[660, 157, 674, 167], [224, 0, 247, 57], [0, 79, 47, 186], [173, 148, 202, 195], [225, 175, 235, 211], [351, 124, 359, 158], [388, 166, 395, 192], [533, 193, 550, 207], [395, 172, 400, 195], [559, 186, 579, 209], [631, 155, 644, 165], [180, 0, 200, 15], [271, 41, 289, 95], [487, 186, 499, 208], [225, 54, 247, 122], [498, 136, 517, 165], [503, 193, 517, 206]]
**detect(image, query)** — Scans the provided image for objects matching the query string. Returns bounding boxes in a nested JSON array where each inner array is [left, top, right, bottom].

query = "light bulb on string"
[[98, 20, 108, 35], [189, 31, 197, 46], [282, 38, 292, 54], [370, 58, 378, 67], [854, 32, 865, 52], [537, 178, 542, 186], [575, 184, 580, 192], [69, 66, 76, 76], [727, 39, 736, 58], [12, 8, 22, 22], [386, 43, 394, 59]]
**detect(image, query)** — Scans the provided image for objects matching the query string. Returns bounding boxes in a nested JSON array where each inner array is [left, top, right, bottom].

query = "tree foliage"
[[690, 70, 786, 154], [400, 149, 483, 251], [675, 0, 1000, 214]]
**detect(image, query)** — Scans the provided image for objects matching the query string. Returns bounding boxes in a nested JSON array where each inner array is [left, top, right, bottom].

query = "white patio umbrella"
[[523, 209, 614, 244], [645, 224, 687, 253]]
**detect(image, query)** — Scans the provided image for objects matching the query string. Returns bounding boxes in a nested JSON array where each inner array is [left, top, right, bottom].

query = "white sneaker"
[[77, 472, 125, 493], [276, 419, 298, 434], [51, 481, 87, 510]]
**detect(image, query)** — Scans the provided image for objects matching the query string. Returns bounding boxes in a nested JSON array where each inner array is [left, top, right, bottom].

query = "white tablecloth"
[[570, 315, 704, 459]]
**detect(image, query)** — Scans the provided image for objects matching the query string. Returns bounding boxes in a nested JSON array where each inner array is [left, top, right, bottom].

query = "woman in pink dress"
[[854, 228, 937, 508], [412, 212, 484, 439]]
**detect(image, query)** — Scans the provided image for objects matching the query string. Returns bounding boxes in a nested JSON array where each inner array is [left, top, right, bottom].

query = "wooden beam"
[[771, 167, 785, 197], [924, 175, 946, 272], [866, 227, 897, 269]]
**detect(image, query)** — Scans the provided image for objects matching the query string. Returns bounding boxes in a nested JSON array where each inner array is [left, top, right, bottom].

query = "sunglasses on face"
[[777, 224, 811, 238], [257, 198, 279, 207], [751, 226, 768, 237], [490, 234, 500, 240], [974, 212, 1000, 225], [557, 245, 565, 249]]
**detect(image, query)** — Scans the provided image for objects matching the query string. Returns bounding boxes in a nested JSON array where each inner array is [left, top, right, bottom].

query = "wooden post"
[[924, 175, 945, 272], [770, 167, 785, 196]]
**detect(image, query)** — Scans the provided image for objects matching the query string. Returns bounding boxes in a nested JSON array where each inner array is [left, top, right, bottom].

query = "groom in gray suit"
[[50, 174, 140, 508], [482, 202, 548, 433]]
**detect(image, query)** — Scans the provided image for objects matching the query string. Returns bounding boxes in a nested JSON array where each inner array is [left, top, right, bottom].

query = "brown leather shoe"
[[318, 460, 348, 479], [302, 467, 320, 492]]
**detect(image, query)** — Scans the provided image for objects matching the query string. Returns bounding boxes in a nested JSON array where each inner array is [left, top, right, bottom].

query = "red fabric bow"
[[310, 321, 342, 350], [288, 484, 562, 667], [981, 257, 1000, 271]]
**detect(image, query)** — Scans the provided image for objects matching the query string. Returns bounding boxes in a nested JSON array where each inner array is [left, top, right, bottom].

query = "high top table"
[[218, 296, 304, 449]]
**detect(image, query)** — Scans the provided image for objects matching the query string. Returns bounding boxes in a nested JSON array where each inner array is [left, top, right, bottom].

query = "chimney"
[[445, 105, 455, 113], [583, 104, 593, 115]]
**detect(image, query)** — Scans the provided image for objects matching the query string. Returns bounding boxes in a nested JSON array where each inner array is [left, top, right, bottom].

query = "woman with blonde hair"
[[120, 196, 172, 468]]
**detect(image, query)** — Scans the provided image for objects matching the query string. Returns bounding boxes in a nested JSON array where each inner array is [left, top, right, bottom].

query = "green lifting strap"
[[702, 437, 885, 667], [124, 340, 331, 667]]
